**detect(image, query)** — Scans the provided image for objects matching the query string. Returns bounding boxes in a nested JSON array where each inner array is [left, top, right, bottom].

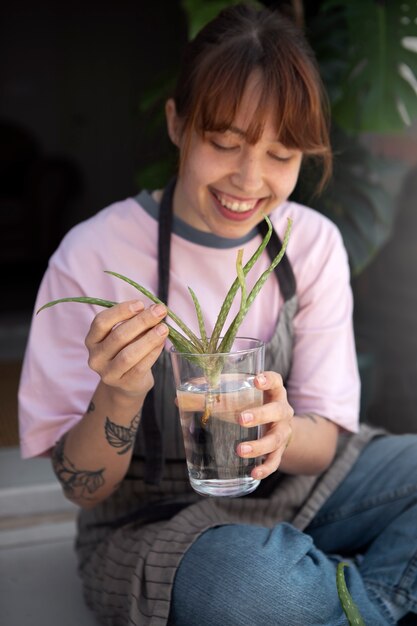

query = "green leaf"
[[188, 286, 208, 350], [104, 271, 204, 352], [36, 297, 117, 315], [336, 562, 366, 625], [167, 324, 200, 355], [236, 248, 247, 313], [322, 0, 417, 132], [292, 126, 408, 275], [219, 217, 292, 353], [208, 215, 272, 351]]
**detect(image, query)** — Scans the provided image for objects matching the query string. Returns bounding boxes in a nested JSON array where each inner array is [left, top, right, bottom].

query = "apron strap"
[[142, 177, 176, 484], [257, 215, 296, 301]]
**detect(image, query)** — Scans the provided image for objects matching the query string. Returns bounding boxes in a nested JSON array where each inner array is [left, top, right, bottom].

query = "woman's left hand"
[[236, 371, 294, 480]]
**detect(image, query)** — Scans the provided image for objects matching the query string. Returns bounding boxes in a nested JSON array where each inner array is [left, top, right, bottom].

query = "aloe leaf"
[[336, 562, 366, 626], [236, 248, 247, 318], [169, 325, 213, 370], [166, 323, 200, 354], [208, 215, 273, 351], [245, 217, 292, 305], [104, 270, 204, 352], [36, 297, 117, 315], [188, 287, 208, 350], [218, 217, 292, 353]]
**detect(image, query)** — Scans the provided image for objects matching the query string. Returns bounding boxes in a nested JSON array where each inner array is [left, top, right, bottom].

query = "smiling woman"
[[162, 6, 331, 240], [165, 71, 304, 236], [17, 3, 417, 625]]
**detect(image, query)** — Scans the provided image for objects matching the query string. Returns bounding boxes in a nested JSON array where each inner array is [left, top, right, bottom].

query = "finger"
[[103, 322, 169, 382], [125, 334, 168, 380], [86, 300, 145, 344], [254, 370, 287, 400], [252, 447, 285, 480], [102, 303, 167, 358], [238, 399, 293, 427], [87, 303, 167, 368], [236, 427, 284, 459]]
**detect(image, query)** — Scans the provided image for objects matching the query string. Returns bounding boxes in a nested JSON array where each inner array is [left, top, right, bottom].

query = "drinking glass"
[[170, 337, 265, 497]]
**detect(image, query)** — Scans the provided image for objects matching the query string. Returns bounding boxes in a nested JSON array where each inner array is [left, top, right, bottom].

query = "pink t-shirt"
[[18, 192, 360, 458]]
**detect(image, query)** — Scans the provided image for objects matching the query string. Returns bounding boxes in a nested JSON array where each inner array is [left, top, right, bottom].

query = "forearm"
[[51, 381, 145, 509], [279, 413, 340, 475]]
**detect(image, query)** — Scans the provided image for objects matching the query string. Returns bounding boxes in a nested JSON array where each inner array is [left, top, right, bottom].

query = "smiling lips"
[[211, 190, 264, 220]]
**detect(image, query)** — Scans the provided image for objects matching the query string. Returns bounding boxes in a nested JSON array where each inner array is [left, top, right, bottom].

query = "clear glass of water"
[[170, 337, 265, 497]]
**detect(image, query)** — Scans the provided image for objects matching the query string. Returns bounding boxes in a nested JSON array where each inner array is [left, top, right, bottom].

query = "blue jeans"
[[169, 435, 417, 625]]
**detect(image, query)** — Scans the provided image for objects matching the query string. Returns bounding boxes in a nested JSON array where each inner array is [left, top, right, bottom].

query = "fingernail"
[[151, 304, 166, 317], [240, 412, 253, 424], [239, 443, 252, 455], [129, 300, 144, 312], [253, 467, 263, 479], [256, 374, 266, 385], [155, 323, 168, 336]]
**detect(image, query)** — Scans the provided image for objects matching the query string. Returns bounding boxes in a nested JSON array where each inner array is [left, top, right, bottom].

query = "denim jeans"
[[169, 434, 417, 625]]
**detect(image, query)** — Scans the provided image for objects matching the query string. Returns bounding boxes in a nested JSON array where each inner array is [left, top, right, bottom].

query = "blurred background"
[[1, 0, 417, 446]]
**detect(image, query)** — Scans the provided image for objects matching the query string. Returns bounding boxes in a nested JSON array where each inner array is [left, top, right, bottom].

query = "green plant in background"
[[294, 0, 417, 274], [322, 0, 417, 132], [136, 0, 417, 276], [336, 562, 366, 625]]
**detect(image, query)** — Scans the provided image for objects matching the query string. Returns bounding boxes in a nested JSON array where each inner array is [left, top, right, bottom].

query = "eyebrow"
[[226, 125, 284, 147], [228, 125, 247, 138]]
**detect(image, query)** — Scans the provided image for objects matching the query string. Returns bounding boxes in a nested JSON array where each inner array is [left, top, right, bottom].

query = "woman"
[[18, 4, 417, 624]]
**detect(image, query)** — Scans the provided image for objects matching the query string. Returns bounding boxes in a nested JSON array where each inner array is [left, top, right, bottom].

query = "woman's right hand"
[[85, 299, 169, 401]]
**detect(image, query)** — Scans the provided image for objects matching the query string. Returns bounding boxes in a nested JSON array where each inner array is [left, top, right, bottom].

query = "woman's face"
[[166, 73, 303, 239]]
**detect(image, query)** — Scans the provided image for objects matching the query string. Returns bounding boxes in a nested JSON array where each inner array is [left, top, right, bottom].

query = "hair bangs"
[[192, 42, 266, 140], [174, 4, 333, 191]]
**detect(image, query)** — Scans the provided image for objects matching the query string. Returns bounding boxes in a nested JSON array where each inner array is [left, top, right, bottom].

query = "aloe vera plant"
[[38, 215, 292, 355], [38, 214, 291, 424], [38, 215, 292, 418], [336, 562, 366, 626]]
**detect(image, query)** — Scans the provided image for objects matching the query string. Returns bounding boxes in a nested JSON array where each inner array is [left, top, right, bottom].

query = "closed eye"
[[210, 140, 239, 152], [268, 152, 292, 163]]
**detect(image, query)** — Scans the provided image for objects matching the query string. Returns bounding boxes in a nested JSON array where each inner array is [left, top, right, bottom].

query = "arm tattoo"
[[104, 410, 141, 455], [87, 400, 95, 413], [52, 434, 105, 501]]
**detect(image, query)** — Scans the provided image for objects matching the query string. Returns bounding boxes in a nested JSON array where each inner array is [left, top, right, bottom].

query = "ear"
[[165, 98, 182, 147]]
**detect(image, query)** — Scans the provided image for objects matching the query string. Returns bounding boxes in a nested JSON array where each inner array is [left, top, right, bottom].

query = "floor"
[[0, 446, 99, 626], [0, 313, 100, 625]]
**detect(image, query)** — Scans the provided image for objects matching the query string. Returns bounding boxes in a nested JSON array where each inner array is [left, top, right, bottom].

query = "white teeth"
[[215, 193, 257, 213]]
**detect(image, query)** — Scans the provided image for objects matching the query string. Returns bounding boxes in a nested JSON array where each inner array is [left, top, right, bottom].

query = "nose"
[[230, 148, 264, 194]]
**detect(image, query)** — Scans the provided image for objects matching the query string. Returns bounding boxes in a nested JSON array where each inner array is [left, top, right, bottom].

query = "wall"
[[0, 0, 185, 313]]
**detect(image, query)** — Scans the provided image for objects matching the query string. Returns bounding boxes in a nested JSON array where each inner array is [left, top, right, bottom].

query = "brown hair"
[[173, 2, 332, 192]]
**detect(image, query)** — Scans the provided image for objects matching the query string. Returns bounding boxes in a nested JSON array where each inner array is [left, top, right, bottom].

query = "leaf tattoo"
[[52, 434, 105, 501], [104, 411, 141, 455]]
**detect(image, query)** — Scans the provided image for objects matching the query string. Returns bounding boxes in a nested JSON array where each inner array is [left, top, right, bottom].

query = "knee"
[[171, 523, 339, 626]]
